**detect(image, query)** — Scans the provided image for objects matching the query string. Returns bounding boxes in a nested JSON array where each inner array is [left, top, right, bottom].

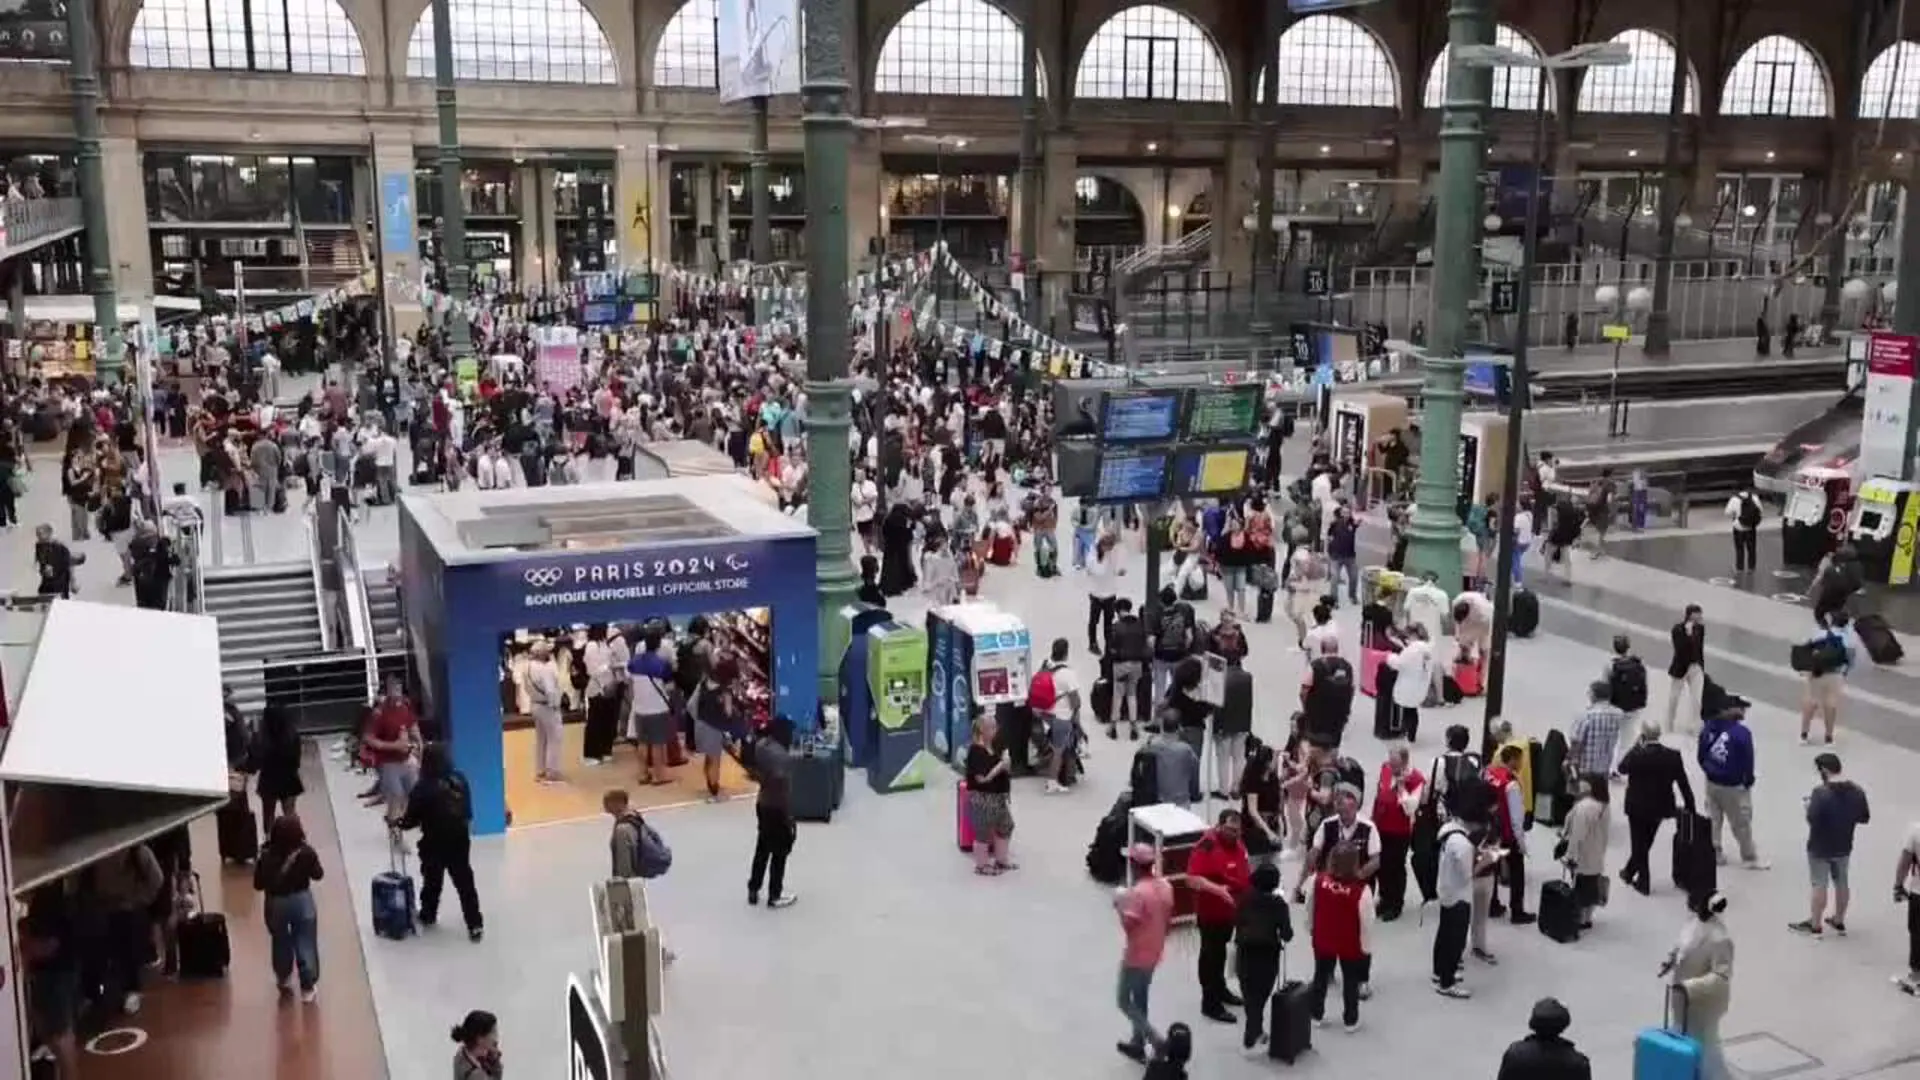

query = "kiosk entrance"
[[399, 477, 820, 834]]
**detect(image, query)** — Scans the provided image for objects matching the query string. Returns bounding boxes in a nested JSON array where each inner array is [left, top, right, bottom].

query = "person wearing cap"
[[1697, 687, 1768, 871], [1792, 752, 1870, 938], [1494, 998, 1592, 1080], [1113, 842, 1177, 1063]]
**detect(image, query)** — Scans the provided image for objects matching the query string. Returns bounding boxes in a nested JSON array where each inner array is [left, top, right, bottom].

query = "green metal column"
[[1017, 0, 1040, 317], [1404, 0, 1495, 585], [430, 0, 472, 359], [1898, 152, 1920, 481], [1246, 1, 1278, 358], [802, 0, 858, 710], [749, 95, 772, 323], [67, 0, 121, 380]]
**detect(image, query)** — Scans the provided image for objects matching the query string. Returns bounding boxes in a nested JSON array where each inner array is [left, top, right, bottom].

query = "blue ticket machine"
[[836, 603, 894, 768], [926, 603, 1032, 770]]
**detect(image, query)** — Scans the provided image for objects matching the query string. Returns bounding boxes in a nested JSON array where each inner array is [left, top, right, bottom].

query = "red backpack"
[[1027, 663, 1060, 712]]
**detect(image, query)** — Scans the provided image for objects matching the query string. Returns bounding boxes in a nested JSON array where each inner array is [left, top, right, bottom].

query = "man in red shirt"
[[1114, 844, 1176, 1062], [363, 677, 421, 823], [1372, 745, 1425, 921], [1186, 808, 1252, 1024]]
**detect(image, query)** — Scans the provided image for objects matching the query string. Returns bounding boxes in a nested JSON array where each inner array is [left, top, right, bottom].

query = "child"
[[1141, 1021, 1191, 1080]]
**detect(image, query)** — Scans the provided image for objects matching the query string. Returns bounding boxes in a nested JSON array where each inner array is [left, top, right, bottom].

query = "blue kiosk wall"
[[401, 524, 820, 835]]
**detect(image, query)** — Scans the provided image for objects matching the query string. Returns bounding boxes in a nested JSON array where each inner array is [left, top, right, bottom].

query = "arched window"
[[652, 0, 717, 88], [1073, 3, 1228, 103], [1720, 35, 1830, 117], [874, 0, 1044, 97], [1860, 40, 1920, 119], [1576, 29, 1696, 113], [1422, 23, 1552, 111], [1253, 14, 1397, 107], [129, 0, 365, 75], [407, 0, 616, 84]]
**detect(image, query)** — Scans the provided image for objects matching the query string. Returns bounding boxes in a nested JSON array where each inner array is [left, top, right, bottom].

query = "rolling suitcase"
[[217, 792, 258, 864], [1672, 810, 1717, 897], [1856, 613, 1904, 665], [1091, 677, 1114, 727], [371, 838, 418, 940], [957, 780, 976, 853], [1509, 588, 1540, 638], [1538, 876, 1581, 944], [789, 743, 841, 823], [1255, 587, 1276, 624], [1267, 952, 1314, 1063], [1634, 987, 1703, 1080], [176, 875, 231, 979]]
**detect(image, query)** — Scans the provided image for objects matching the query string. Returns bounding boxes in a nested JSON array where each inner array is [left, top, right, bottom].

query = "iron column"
[[1640, 9, 1687, 356], [1898, 151, 1920, 481], [1246, 1, 1278, 360], [1403, 0, 1494, 586], [67, 0, 121, 379], [430, 0, 472, 359], [1017, 0, 1040, 318], [749, 95, 772, 323], [802, 0, 859, 710]]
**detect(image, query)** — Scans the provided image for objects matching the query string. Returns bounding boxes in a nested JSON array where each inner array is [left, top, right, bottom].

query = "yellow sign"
[[1195, 449, 1249, 493], [1602, 323, 1632, 342], [1893, 492, 1920, 586], [628, 190, 651, 261], [1861, 480, 1900, 503]]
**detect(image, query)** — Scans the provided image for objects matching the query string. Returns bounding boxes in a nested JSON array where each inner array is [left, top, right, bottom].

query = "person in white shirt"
[[852, 469, 880, 554], [1310, 469, 1337, 543], [1286, 529, 1329, 649], [1386, 625, 1435, 741], [1509, 504, 1535, 588], [1085, 534, 1124, 655], [1451, 589, 1494, 661], [1725, 485, 1764, 574], [1039, 638, 1083, 794], [367, 422, 399, 506], [1302, 605, 1339, 658]]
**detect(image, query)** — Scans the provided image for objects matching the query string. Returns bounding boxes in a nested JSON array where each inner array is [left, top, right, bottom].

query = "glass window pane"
[[130, 0, 363, 74], [1074, 3, 1226, 104], [1257, 15, 1397, 108], [129, 0, 214, 69], [409, 0, 617, 84], [652, 0, 718, 88], [1576, 29, 1695, 114], [1860, 40, 1920, 119], [1721, 35, 1829, 117], [1423, 23, 1552, 111], [874, 0, 1044, 97]]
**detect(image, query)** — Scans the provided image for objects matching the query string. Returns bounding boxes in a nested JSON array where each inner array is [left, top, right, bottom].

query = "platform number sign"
[[568, 976, 613, 1080], [1304, 267, 1330, 297], [1490, 280, 1519, 316]]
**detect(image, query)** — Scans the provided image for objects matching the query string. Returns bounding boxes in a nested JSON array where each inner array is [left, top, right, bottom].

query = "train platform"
[[1529, 392, 1832, 469]]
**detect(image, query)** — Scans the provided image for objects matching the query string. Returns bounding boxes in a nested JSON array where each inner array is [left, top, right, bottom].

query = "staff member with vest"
[[1304, 843, 1374, 1032], [1185, 809, 1252, 1024], [1293, 784, 1379, 1000], [1372, 746, 1424, 921], [1483, 744, 1535, 928]]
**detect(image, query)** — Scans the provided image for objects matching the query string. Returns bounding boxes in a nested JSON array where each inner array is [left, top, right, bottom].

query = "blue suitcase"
[[1634, 987, 1702, 1080], [371, 841, 417, 940]]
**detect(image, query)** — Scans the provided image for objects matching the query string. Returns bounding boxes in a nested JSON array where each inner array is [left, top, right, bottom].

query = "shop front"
[[399, 477, 820, 834]]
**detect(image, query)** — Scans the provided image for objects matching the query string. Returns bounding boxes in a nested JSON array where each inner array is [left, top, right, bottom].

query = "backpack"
[[1608, 655, 1649, 712], [435, 773, 472, 830], [1737, 494, 1762, 530], [674, 640, 704, 695], [627, 816, 672, 879], [1027, 662, 1060, 713], [1431, 751, 1484, 816], [1128, 746, 1159, 807], [1158, 609, 1193, 657]]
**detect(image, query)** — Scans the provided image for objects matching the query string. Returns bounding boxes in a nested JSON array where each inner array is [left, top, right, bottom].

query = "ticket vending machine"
[[1781, 467, 1854, 569], [1329, 392, 1410, 508], [925, 604, 1033, 770], [1849, 478, 1920, 585], [837, 603, 896, 768], [865, 621, 937, 793]]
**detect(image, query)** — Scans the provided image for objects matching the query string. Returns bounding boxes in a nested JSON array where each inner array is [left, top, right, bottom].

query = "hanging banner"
[[717, 0, 802, 102], [1863, 331, 1916, 479], [0, 0, 68, 61], [379, 172, 415, 257]]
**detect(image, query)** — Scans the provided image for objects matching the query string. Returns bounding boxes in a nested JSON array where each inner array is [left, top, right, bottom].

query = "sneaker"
[[1044, 781, 1067, 795], [277, 980, 294, 997], [1313, 1016, 1327, 1029], [769, 894, 798, 909], [1357, 982, 1372, 1001], [1344, 1020, 1362, 1034], [1799, 733, 1810, 745], [1106, 724, 1118, 741], [1435, 983, 1472, 999], [1742, 858, 1772, 871], [1116, 1042, 1147, 1063], [1825, 917, 1848, 936], [300, 986, 319, 1004], [1472, 948, 1499, 965], [1128, 726, 1140, 741], [123, 992, 142, 1015], [1788, 919, 1823, 937], [748, 891, 760, 906], [468, 927, 484, 943]]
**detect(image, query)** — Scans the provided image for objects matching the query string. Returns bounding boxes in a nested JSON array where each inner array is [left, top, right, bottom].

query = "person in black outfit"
[[1615, 721, 1695, 896], [252, 705, 306, 838], [747, 716, 798, 908], [1666, 605, 1707, 732], [33, 524, 74, 598], [1496, 997, 1593, 1080], [855, 555, 886, 607], [395, 743, 484, 942], [1233, 861, 1293, 1050], [128, 521, 177, 610]]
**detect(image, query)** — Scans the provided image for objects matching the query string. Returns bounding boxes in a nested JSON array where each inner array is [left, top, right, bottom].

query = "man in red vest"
[[1484, 744, 1536, 927], [1186, 809, 1252, 1024], [1372, 745, 1425, 921]]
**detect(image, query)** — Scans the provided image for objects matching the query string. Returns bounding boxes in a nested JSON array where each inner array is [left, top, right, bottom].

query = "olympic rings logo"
[[524, 567, 565, 588]]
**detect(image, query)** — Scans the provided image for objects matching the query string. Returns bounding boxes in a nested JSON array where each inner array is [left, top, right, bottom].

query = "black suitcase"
[[789, 743, 841, 823], [178, 911, 231, 978], [1510, 588, 1540, 638], [1856, 613, 1904, 665], [1538, 878, 1581, 943], [1256, 587, 1276, 624], [1267, 959, 1314, 1063], [217, 792, 258, 864], [1372, 666, 1404, 740], [1672, 810, 1717, 897], [1091, 677, 1113, 726]]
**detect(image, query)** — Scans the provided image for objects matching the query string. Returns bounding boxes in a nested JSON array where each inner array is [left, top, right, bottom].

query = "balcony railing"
[[0, 197, 83, 260]]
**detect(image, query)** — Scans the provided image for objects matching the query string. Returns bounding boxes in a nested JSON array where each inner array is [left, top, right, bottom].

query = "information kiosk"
[[1329, 392, 1409, 501], [398, 476, 820, 834], [1458, 412, 1511, 511], [925, 604, 1032, 769], [1849, 477, 1920, 586], [865, 620, 936, 792], [1782, 466, 1853, 569]]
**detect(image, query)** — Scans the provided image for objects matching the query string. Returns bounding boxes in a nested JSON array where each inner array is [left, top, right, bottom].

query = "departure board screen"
[[1183, 386, 1263, 440], [1094, 451, 1171, 502], [1170, 447, 1252, 497], [1099, 391, 1182, 442]]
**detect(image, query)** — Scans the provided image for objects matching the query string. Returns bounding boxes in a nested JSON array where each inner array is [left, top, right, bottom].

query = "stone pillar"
[[515, 165, 543, 291], [1391, 139, 1427, 213], [1215, 134, 1255, 276], [98, 136, 151, 311], [1688, 145, 1720, 222], [370, 132, 423, 338], [1039, 132, 1077, 320], [694, 165, 716, 271], [847, 138, 882, 269], [714, 166, 734, 265], [615, 142, 667, 272]]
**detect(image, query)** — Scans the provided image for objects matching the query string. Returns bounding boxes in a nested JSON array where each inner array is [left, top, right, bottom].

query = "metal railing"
[[307, 512, 335, 654], [334, 510, 379, 704], [0, 197, 83, 259], [1115, 224, 1214, 278], [162, 517, 205, 615]]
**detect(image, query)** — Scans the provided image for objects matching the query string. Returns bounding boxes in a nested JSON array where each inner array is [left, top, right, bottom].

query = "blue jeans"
[[1513, 541, 1530, 586], [1331, 556, 1359, 603], [265, 889, 320, 991], [1073, 527, 1094, 568], [1117, 964, 1162, 1052]]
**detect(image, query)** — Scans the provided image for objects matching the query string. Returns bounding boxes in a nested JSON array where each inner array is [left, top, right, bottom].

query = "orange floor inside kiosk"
[[498, 611, 769, 827]]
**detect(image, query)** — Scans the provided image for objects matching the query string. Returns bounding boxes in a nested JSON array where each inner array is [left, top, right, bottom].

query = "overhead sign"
[[1183, 385, 1262, 440], [1602, 323, 1632, 342], [1304, 267, 1330, 297], [1093, 450, 1171, 503], [0, 0, 68, 61], [1863, 331, 1917, 479], [489, 539, 780, 612], [717, 0, 801, 101], [1490, 279, 1519, 316], [1100, 390, 1181, 443], [1067, 294, 1113, 337]]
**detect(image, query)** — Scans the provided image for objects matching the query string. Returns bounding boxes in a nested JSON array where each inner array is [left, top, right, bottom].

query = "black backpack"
[[1608, 655, 1649, 712], [1128, 746, 1159, 807], [1157, 609, 1193, 658], [433, 773, 472, 831], [1737, 494, 1763, 530]]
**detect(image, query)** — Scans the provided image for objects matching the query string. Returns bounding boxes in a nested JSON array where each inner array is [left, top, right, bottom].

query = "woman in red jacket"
[[1307, 843, 1374, 1032], [1185, 808, 1252, 1023]]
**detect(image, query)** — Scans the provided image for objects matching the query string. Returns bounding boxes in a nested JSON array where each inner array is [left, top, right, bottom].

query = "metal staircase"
[[366, 577, 404, 653], [201, 563, 326, 718], [1114, 225, 1214, 295]]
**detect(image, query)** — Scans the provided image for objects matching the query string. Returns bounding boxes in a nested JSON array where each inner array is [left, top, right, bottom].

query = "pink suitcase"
[[957, 780, 976, 853], [1359, 647, 1388, 698]]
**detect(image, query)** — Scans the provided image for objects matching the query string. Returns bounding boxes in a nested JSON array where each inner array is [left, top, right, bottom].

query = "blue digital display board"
[[1095, 451, 1171, 502], [1100, 392, 1182, 443]]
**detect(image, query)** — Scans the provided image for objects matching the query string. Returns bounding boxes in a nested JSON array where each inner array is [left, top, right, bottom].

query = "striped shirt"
[[1569, 703, 1626, 777]]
